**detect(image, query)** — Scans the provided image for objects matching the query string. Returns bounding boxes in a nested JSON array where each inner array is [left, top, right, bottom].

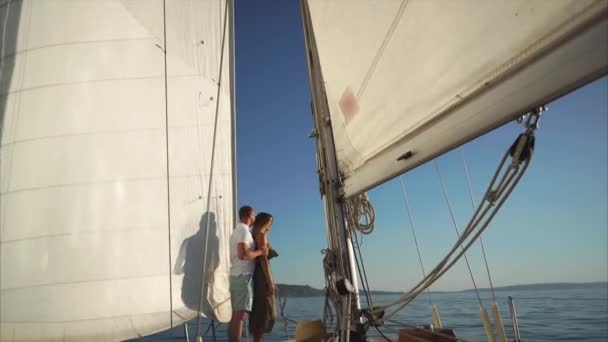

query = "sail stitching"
[[0, 174, 214, 196], [2, 273, 178, 292], [355, 0, 409, 99], [0, 37, 155, 61]]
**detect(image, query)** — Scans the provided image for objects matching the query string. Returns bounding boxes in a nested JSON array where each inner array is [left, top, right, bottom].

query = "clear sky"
[[233, 1, 608, 292]]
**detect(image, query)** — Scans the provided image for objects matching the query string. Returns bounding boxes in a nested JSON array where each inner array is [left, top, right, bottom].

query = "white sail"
[[0, 0, 235, 341], [305, 0, 608, 197]]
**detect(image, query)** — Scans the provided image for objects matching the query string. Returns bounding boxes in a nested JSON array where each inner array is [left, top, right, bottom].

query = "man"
[[229, 205, 267, 342]]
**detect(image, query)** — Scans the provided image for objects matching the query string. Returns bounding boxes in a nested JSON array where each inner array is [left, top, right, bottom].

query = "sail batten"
[[305, 0, 608, 197]]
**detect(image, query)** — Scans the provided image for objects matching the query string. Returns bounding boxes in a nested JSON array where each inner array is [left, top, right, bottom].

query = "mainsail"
[[0, 0, 235, 341], [305, 0, 608, 197]]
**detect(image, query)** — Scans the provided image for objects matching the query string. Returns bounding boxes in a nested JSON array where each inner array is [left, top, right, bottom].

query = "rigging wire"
[[195, 0, 230, 338], [460, 149, 498, 302], [160, 1, 174, 339], [434, 161, 483, 307], [373, 325, 393, 342], [399, 176, 433, 306], [368, 111, 539, 320], [352, 229, 375, 310]]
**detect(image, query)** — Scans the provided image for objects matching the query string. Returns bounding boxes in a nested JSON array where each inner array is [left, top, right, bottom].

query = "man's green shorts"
[[229, 273, 253, 311]]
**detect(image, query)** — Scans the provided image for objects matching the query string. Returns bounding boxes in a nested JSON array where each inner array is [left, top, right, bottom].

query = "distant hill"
[[459, 281, 607, 293], [276, 284, 323, 297], [275, 284, 402, 297], [367, 290, 402, 295], [275, 281, 607, 297]]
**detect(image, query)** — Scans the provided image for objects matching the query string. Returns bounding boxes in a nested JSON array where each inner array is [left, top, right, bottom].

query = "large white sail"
[[0, 0, 235, 341], [305, 0, 608, 197]]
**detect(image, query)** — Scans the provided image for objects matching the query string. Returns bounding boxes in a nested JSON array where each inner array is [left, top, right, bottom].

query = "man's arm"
[[237, 242, 264, 260]]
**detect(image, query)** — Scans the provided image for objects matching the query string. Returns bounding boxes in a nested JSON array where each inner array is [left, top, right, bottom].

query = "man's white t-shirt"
[[229, 222, 255, 275]]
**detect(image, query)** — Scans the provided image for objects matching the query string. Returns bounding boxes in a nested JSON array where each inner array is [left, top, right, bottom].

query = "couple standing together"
[[228, 206, 278, 342]]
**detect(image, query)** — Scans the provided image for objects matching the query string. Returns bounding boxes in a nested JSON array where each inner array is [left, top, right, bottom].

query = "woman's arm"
[[256, 232, 274, 295]]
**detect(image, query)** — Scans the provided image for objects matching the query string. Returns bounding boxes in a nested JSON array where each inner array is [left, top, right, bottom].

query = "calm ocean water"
[[136, 283, 608, 341]]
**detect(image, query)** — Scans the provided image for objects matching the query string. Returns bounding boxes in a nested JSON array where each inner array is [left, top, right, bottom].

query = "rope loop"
[[345, 193, 376, 234]]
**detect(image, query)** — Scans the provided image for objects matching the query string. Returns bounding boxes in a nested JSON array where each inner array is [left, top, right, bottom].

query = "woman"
[[249, 212, 278, 341]]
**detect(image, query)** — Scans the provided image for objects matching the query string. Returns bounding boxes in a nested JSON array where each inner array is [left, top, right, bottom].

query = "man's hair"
[[239, 206, 253, 220]]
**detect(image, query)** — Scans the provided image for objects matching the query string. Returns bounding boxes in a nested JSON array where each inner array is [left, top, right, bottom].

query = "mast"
[[300, 1, 363, 340]]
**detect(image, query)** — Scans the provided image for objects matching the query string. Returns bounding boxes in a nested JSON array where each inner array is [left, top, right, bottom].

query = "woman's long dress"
[[249, 242, 278, 334]]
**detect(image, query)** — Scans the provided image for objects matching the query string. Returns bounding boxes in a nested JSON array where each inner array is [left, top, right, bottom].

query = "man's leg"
[[229, 310, 246, 342], [229, 274, 253, 342]]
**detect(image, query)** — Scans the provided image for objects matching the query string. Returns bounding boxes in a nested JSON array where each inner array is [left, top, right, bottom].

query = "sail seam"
[[0, 37, 156, 60], [0, 123, 223, 148], [356, 0, 409, 99], [1, 273, 174, 292], [2, 309, 186, 324], [0, 128, 164, 147], [0, 73, 205, 97], [0, 226, 169, 244], [0, 175, 202, 196]]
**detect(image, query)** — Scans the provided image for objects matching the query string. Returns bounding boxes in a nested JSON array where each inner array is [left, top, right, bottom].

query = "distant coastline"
[[457, 281, 608, 293], [276, 281, 607, 298]]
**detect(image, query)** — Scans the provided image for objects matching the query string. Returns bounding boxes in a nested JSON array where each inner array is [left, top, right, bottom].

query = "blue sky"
[[233, 1, 608, 291]]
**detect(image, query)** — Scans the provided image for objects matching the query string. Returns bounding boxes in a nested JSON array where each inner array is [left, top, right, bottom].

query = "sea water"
[[134, 282, 608, 341]]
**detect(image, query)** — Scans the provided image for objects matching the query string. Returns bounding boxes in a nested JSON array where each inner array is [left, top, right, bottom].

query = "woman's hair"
[[252, 212, 273, 231]]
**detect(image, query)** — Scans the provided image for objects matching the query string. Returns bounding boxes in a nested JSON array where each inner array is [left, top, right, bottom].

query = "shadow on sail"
[[174, 211, 220, 314], [0, 0, 23, 144]]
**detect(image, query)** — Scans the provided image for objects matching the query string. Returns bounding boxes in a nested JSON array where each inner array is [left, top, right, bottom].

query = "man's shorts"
[[229, 273, 253, 311]]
